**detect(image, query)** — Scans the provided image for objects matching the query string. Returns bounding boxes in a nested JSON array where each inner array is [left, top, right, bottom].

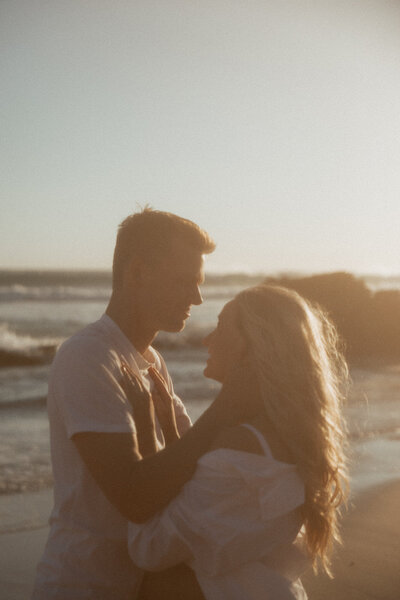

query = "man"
[[32, 209, 250, 599]]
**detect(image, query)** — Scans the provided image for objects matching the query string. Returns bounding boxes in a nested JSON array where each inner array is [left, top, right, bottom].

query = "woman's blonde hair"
[[235, 284, 349, 575]]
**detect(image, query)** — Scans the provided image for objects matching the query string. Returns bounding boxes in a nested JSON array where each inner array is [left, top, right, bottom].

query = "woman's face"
[[203, 300, 244, 383]]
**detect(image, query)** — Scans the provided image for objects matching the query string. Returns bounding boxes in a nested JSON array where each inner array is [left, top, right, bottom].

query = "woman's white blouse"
[[128, 446, 309, 600]]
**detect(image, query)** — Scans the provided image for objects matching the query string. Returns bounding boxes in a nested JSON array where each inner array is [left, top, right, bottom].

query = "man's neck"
[[106, 293, 157, 354]]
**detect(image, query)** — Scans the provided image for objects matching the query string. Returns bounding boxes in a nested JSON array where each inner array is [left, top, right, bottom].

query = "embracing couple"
[[32, 209, 348, 599]]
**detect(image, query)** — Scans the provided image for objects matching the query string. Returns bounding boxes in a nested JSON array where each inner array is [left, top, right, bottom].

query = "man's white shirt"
[[32, 314, 191, 599]]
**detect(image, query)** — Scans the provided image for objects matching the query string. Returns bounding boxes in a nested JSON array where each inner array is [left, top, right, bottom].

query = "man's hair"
[[112, 207, 216, 290]]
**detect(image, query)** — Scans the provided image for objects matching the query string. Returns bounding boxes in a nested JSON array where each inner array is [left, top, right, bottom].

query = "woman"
[[123, 285, 348, 599]]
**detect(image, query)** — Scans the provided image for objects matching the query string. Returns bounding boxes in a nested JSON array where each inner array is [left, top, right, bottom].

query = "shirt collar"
[[98, 314, 156, 373]]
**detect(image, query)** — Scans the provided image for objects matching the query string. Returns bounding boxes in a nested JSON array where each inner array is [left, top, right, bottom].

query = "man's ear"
[[123, 255, 145, 288]]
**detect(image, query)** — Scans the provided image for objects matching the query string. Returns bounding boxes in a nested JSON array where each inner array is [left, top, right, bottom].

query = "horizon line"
[[0, 267, 399, 279]]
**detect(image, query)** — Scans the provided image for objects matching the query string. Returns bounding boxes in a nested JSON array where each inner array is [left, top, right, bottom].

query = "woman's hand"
[[148, 366, 180, 445], [121, 363, 158, 457]]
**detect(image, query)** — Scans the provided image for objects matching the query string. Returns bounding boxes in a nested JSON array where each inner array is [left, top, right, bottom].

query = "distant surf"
[[0, 269, 399, 495]]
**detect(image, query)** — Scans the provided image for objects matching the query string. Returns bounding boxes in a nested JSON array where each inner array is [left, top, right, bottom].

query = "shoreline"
[[1, 480, 399, 599]]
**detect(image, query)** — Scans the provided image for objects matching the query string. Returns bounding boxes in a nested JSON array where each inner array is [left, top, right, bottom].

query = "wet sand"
[[303, 480, 400, 599], [0, 482, 400, 599], [0, 490, 51, 599]]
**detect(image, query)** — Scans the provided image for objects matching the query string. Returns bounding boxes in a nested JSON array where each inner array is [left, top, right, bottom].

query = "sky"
[[1, 0, 400, 275]]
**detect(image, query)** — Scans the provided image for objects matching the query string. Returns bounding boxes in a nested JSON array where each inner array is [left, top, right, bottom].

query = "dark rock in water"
[[0, 349, 41, 367], [0, 346, 56, 368], [264, 271, 400, 363]]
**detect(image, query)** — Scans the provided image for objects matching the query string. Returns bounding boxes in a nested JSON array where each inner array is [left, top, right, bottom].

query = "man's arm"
[[73, 353, 260, 524], [73, 401, 228, 523]]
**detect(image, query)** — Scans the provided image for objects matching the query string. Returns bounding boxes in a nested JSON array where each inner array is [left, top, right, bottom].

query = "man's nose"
[[191, 285, 203, 306]]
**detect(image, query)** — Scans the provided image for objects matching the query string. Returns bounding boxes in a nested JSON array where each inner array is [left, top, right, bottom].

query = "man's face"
[[138, 239, 205, 333]]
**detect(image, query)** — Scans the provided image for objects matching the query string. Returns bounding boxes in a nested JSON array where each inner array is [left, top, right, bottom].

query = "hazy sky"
[[1, 0, 400, 274]]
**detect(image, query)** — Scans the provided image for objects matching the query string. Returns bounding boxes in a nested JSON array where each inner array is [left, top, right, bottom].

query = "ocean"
[[1, 269, 400, 501]]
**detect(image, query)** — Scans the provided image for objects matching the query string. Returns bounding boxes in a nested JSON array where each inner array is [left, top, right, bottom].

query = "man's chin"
[[203, 364, 221, 383], [162, 319, 186, 333]]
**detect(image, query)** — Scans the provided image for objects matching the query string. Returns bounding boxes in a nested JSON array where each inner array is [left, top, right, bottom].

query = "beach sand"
[[1, 482, 399, 599], [0, 490, 51, 599], [303, 480, 400, 599]]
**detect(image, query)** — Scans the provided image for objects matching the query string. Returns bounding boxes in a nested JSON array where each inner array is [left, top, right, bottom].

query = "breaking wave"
[[0, 324, 60, 367]]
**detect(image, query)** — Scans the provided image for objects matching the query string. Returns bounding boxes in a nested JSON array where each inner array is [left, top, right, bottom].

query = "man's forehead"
[[161, 242, 205, 276], [165, 239, 204, 260], [177, 253, 205, 279]]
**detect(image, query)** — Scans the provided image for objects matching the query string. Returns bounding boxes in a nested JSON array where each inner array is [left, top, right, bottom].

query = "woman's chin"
[[203, 364, 212, 379]]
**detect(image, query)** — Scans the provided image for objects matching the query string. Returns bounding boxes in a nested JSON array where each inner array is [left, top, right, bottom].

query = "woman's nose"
[[202, 330, 213, 347]]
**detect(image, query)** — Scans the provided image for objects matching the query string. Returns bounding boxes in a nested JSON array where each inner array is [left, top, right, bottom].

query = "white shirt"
[[128, 424, 309, 600], [32, 314, 191, 600]]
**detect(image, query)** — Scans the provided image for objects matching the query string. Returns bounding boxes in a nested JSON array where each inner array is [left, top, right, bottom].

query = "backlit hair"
[[112, 207, 215, 290], [235, 284, 349, 575]]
